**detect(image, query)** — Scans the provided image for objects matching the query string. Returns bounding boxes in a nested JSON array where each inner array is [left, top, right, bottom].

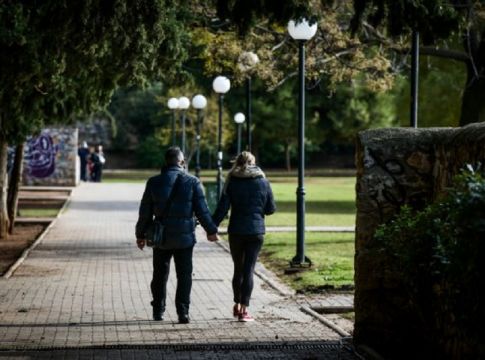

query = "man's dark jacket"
[[136, 166, 217, 249], [212, 169, 276, 235]]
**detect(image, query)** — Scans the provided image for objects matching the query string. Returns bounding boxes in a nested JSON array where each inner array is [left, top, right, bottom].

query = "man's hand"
[[136, 238, 146, 250], [207, 233, 219, 242]]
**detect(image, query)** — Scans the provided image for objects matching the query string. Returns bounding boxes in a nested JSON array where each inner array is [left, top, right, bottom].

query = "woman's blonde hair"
[[229, 151, 256, 173]]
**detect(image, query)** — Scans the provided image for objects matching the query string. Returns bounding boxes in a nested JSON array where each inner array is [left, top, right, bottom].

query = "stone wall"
[[354, 123, 485, 357], [23, 128, 79, 186]]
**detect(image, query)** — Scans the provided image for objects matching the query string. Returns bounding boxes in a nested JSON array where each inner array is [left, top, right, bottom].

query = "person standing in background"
[[90, 144, 106, 182], [78, 141, 90, 182]]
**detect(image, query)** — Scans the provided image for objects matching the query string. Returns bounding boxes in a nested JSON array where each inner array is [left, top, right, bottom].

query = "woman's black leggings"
[[228, 234, 264, 306]]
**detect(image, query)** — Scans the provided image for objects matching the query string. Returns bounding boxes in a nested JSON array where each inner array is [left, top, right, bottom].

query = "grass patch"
[[259, 232, 354, 292], [267, 177, 356, 227], [19, 208, 59, 218]]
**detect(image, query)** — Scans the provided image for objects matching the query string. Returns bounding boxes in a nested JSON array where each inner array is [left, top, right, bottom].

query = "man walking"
[[135, 147, 218, 323]]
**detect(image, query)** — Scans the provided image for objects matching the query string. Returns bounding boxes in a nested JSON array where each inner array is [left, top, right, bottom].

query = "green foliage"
[[374, 167, 485, 354], [135, 136, 165, 169], [0, 0, 191, 142], [351, 0, 462, 43]]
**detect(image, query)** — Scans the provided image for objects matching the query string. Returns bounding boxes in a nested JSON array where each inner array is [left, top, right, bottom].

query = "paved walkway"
[[0, 183, 356, 359]]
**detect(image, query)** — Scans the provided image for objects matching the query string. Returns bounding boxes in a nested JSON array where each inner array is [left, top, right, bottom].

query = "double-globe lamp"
[[212, 76, 231, 200], [287, 18, 317, 268], [167, 98, 179, 146], [233, 112, 245, 155], [178, 97, 190, 155], [191, 94, 207, 179]]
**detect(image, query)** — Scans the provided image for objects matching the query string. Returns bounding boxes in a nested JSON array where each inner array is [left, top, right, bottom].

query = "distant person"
[[135, 147, 219, 323], [78, 141, 90, 181], [90, 144, 106, 182], [212, 151, 276, 322]]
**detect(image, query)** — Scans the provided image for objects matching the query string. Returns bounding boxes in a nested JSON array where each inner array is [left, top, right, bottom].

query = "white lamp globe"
[[178, 96, 190, 110], [212, 76, 231, 94], [287, 19, 317, 40], [192, 94, 207, 109], [234, 112, 246, 124], [167, 97, 179, 110], [238, 51, 260, 72]]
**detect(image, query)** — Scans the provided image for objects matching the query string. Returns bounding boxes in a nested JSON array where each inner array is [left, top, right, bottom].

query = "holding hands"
[[207, 233, 219, 242]]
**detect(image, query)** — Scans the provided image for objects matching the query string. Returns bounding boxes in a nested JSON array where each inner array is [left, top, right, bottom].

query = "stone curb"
[[2, 194, 72, 279], [300, 306, 351, 337]]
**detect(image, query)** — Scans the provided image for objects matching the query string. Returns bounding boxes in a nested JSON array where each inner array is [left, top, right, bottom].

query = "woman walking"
[[212, 152, 276, 322]]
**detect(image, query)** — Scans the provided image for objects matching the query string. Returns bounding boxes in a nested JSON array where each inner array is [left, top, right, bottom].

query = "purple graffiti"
[[25, 134, 58, 178]]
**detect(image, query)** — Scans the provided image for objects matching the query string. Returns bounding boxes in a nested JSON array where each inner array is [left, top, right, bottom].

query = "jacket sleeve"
[[193, 180, 218, 235], [212, 191, 231, 227], [264, 180, 276, 215], [135, 179, 154, 239]]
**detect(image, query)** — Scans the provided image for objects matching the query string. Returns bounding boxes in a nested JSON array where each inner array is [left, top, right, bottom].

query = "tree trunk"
[[460, 29, 485, 126], [7, 143, 24, 234], [285, 142, 291, 172], [0, 139, 10, 240]]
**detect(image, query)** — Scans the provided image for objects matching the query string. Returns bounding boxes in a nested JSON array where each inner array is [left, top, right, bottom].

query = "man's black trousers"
[[151, 245, 194, 316]]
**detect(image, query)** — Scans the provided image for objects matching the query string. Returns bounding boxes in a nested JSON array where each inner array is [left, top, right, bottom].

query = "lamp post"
[[410, 30, 419, 128], [288, 18, 317, 267], [234, 112, 245, 155], [192, 94, 207, 178], [167, 98, 179, 146], [238, 51, 259, 152], [212, 76, 231, 200], [178, 96, 190, 154]]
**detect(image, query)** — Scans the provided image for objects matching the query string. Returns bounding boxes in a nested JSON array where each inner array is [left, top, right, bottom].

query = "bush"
[[135, 136, 166, 168], [374, 168, 485, 358]]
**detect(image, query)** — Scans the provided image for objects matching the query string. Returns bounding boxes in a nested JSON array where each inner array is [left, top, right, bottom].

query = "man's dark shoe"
[[178, 314, 190, 324], [153, 309, 163, 321]]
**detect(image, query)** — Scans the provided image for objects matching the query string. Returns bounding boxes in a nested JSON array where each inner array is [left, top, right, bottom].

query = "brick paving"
[[0, 183, 357, 359]]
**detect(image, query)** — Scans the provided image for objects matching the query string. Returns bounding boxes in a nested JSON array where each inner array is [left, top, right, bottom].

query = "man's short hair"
[[165, 147, 184, 166]]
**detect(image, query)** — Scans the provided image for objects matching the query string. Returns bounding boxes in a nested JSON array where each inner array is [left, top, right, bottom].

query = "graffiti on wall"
[[22, 128, 78, 186], [24, 133, 59, 178]]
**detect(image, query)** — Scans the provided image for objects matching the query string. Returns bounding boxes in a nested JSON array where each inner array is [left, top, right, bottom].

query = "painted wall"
[[22, 128, 79, 186]]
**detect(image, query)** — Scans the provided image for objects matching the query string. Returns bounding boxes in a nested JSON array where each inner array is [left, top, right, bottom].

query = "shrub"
[[374, 168, 485, 358]]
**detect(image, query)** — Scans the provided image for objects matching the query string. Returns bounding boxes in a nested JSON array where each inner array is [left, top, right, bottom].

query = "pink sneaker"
[[233, 304, 241, 318], [238, 311, 255, 322]]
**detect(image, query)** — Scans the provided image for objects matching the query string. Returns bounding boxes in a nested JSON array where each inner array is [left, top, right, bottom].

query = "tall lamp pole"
[[410, 30, 419, 128], [234, 112, 246, 155], [288, 19, 317, 267], [178, 97, 190, 154], [167, 98, 179, 146], [192, 94, 207, 179], [212, 76, 231, 200], [238, 51, 259, 152]]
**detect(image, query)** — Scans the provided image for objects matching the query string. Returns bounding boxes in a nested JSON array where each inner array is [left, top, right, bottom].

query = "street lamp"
[[212, 75, 231, 200], [233, 112, 245, 155], [192, 94, 207, 179], [288, 18, 317, 267], [167, 98, 179, 146], [238, 51, 259, 152], [178, 96, 190, 154]]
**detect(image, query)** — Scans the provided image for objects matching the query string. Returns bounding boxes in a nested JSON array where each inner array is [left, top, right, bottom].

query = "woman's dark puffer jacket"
[[136, 166, 217, 248], [212, 166, 276, 235]]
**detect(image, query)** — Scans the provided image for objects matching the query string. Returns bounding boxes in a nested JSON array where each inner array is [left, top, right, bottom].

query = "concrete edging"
[[2, 195, 72, 279], [300, 306, 351, 337]]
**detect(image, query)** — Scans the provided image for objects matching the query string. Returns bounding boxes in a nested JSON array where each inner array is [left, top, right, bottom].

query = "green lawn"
[[19, 208, 60, 218], [259, 232, 355, 291], [267, 177, 356, 227]]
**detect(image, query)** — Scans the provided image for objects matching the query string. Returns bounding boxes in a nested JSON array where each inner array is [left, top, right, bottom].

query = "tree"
[[351, 0, 485, 125], [0, 0, 191, 238]]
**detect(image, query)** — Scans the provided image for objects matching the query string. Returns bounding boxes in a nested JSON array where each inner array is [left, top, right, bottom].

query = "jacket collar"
[[161, 165, 184, 174]]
